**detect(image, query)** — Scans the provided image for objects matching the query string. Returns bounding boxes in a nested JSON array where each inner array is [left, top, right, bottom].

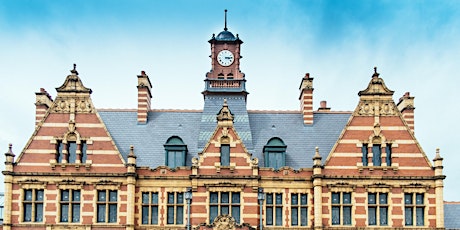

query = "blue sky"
[[0, 0, 459, 200]]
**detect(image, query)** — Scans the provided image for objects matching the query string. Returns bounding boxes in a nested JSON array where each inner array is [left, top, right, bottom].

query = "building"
[[2, 14, 449, 230]]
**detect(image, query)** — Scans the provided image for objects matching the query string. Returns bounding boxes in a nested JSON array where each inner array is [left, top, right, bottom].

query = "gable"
[[15, 71, 125, 173], [324, 71, 433, 177]]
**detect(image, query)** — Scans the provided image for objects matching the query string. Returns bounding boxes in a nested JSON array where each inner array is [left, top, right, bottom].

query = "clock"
[[217, 50, 234, 66]]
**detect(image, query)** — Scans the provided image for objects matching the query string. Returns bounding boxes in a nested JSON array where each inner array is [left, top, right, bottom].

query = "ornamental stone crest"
[[213, 215, 236, 230]]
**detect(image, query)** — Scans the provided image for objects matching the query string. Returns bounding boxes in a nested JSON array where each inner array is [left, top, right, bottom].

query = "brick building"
[[2, 18, 448, 229]]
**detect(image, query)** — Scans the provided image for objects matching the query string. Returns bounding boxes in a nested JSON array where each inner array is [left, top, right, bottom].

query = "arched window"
[[164, 136, 187, 168], [263, 137, 287, 169]]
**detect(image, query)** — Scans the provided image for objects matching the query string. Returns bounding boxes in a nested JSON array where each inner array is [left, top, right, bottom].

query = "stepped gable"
[[324, 67, 433, 176], [15, 65, 125, 173]]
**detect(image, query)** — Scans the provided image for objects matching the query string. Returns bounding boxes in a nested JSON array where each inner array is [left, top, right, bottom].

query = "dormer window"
[[164, 137, 187, 168], [263, 138, 287, 169]]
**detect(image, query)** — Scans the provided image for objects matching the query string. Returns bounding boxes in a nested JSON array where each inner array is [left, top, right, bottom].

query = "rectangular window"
[[291, 193, 308, 226], [68, 142, 77, 163], [266, 193, 283, 226], [220, 145, 230, 166], [60, 189, 80, 223], [57, 140, 64, 163], [142, 192, 159, 225], [210, 192, 240, 224], [167, 151, 184, 168], [385, 144, 392, 166], [372, 144, 381, 166], [167, 192, 184, 225], [368, 193, 388, 226], [267, 152, 285, 169], [331, 192, 352, 225], [23, 189, 44, 222], [405, 193, 425, 226], [97, 190, 117, 223], [362, 144, 368, 166], [81, 141, 87, 163]]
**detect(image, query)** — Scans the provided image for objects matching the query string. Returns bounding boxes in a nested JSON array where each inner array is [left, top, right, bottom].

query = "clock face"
[[217, 50, 234, 66]]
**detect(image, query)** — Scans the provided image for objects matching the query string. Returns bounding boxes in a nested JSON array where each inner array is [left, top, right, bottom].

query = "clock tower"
[[199, 10, 253, 151], [203, 9, 247, 98]]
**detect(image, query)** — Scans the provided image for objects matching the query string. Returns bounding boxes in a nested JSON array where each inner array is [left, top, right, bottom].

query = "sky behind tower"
[[0, 0, 459, 200]]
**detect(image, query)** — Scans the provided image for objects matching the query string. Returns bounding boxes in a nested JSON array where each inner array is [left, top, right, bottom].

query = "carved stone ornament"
[[213, 215, 236, 230], [379, 103, 396, 116], [53, 100, 71, 113], [76, 99, 93, 113], [358, 103, 374, 116]]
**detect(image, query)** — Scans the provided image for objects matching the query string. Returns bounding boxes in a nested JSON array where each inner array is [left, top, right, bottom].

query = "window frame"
[[166, 192, 184, 225], [96, 189, 118, 223], [141, 191, 159, 225], [60, 189, 81, 223], [331, 192, 352, 226], [209, 191, 241, 224], [368, 192, 388, 226], [266, 193, 283, 226], [23, 189, 44, 223], [404, 193, 425, 226], [291, 193, 308, 226]]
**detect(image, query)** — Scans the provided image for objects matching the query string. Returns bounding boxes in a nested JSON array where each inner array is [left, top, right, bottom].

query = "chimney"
[[397, 92, 415, 132], [299, 73, 314, 124], [318, 100, 331, 111], [137, 71, 152, 124], [35, 88, 53, 126]]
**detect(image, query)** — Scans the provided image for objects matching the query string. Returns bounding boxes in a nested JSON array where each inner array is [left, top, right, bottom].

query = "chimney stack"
[[137, 71, 152, 124], [299, 73, 314, 124], [35, 88, 53, 126], [397, 92, 415, 132], [318, 100, 331, 111]]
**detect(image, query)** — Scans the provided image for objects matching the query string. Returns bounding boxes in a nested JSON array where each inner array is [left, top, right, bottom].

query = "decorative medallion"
[[213, 215, 236, 230]]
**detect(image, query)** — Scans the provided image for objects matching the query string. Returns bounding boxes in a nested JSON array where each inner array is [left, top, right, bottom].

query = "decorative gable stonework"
[[3, 21, 445, 230]]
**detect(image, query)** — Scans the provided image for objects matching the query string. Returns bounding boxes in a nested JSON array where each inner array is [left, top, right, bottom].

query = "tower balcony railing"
[[204, 79, 246, 92]]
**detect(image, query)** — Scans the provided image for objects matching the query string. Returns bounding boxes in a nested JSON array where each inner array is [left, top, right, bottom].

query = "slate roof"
[[98, 104, 351, 169], [444, 202, 460, 229]]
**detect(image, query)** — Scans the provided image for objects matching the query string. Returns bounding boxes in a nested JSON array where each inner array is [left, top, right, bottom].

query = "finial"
[[71, 63, 79, 75], [372, 66, 379, 78], [434, 147, 442, 160], [5, 143, 15, 157], [224, 9, 228, 31], [128, 145, 137, 158]]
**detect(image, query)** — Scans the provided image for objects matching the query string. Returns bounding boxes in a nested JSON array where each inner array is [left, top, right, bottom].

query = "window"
[[385, 144, 392, 166], [331, 192, 352, 225], [362, 144, 368, 166], [60, 189, 80, 223], [164, 137, 187, 168], [368, 193, 388, 226], [23, 189, 44, 222], [97, 190, 117, 223], [220, 144, 230, 166], [372, 144, 381, 166], [56, 141, 87, 163], [210, 192, 240, 224], [266, 193, 283, 226], [167, 192, 184, 225], [405, 193, 424, 226], [263, 138, 287, 169], [291, 193, 308, 226], [142, 192, 159, 225]]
